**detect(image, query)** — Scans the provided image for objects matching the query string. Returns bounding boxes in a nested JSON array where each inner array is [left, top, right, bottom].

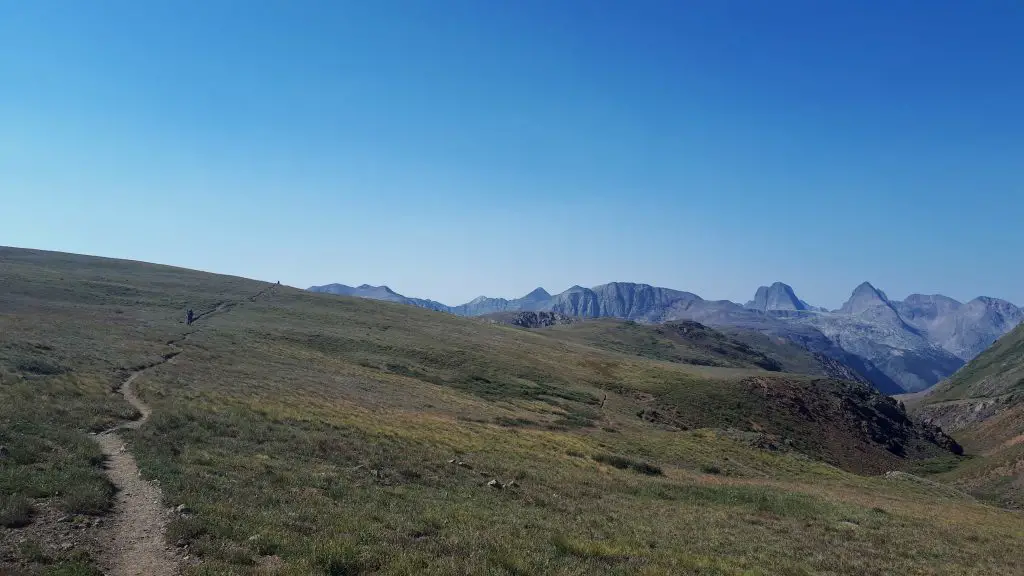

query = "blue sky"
[[2, 1, 1022, 309]]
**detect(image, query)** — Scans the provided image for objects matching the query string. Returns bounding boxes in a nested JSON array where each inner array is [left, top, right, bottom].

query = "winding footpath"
[[91, 285, 277, 575], [95, 368, 180, 576]]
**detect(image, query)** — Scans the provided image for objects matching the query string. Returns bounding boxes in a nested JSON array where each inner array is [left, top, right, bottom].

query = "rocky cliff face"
[[782, 282, 964, 392], [550, 283, 703, 322], [897, 295, 1024, 361], [480, 311, 577, 328], [746, 282, 808, 312]]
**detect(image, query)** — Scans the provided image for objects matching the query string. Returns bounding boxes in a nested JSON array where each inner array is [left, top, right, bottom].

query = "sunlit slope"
[[532, 318, 867, 382], [1, 246, 1018, 575], [910, 323, 1024, 508]]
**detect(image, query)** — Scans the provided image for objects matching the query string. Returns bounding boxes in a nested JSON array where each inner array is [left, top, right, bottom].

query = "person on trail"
[[186, 308, 194, 326]]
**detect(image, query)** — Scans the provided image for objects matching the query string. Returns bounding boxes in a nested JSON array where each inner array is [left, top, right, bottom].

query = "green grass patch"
[[592, 453, 663, 476], [904, 454, 970, 476]]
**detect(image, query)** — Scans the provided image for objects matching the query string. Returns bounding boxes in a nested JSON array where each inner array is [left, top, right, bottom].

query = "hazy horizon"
[[4, 1, 1022, 310]]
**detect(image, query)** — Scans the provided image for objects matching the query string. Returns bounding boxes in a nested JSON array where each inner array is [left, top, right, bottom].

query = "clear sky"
[[2, 1, 1022, 309]]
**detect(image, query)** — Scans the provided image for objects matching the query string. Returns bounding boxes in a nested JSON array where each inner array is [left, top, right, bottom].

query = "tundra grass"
[[125, 292, 1023, 575], [3, 247, 1023, 575]]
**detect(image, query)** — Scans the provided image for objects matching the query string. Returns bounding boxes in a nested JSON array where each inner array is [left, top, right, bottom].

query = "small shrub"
[[0, 493, 32, 528], [19, 539, 50, 563], [494, 417, 537, 428], [251, 536, 281, 556], [593, 453, 632, 470], [701, 464, 723, 475], [167, 516, 208, 544], [313, 541, 364, 576], [593, 453, 663, 476], [16, 357, 69, 375], [60, 481, 114, 515], [218, 542, 255, 566], [631, 461, 663, 476]]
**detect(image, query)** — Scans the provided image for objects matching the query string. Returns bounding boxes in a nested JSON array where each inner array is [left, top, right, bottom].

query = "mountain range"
[[308, 281, 1023, 394]]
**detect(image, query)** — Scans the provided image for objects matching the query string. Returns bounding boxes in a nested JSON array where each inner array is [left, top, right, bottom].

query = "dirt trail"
[[91, 285, 277, 575], [94, 371, 181, 575]]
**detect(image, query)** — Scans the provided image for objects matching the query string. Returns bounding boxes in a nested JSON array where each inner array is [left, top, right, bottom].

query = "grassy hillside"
[[2, 247, 1022, 575], [0, 247, 271, 574], [923, 322, 1024, 407], [909, 323, 1024, 508], [533, 319, 869, 384], [536, 320, 785, 371]]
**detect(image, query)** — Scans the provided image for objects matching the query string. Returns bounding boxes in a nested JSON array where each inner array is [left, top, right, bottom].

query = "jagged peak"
[[853, 281, 887, 299], [749, 281, 807, 312], [840, 281, 893, 315], [355, 284, 396, 294], [522, 287, 551, 299]]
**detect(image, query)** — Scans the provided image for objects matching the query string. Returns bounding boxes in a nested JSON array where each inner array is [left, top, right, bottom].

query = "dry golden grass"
[[2, 247, 1023, 575]]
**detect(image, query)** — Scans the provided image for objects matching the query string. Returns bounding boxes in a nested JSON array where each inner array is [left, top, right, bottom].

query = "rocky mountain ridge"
[[308, 280, 1022, 394]]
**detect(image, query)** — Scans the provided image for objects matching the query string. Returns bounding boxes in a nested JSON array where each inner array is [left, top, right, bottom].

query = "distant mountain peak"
[[840, 282, 891, 315], [903, 293, 962, 307], [747, 282, 808, 312], [855, 281, 886, 298], [523, 287, 551, 299], [970, 295, 1016, 308]]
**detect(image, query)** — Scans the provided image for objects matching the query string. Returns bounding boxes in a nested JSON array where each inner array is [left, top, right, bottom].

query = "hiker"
[[186, 308, 194, 326]]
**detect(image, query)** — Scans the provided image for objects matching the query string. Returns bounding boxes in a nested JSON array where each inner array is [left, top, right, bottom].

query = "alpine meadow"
[[2, 247, 1023, 575]]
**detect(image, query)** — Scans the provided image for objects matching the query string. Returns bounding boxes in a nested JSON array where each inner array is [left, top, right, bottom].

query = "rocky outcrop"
[[746, 282, 808, 312], [791, 306, 963, 393], [482, 311, 577, 329]]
